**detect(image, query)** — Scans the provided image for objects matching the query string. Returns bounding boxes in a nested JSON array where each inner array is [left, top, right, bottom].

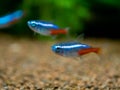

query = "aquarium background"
[[0, 1, 120, 89], [0, 0, 119, 38]]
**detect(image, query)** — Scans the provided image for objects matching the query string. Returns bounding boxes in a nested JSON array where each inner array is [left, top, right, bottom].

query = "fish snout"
[[51, 45, 57, 53], [27, 20, 36, 29], [27, 21, 32, 26]]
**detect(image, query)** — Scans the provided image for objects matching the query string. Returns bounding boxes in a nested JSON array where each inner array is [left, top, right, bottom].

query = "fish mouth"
[[27, 21, 34, 29], [51, 45, 56, 52], [51, 45, 60, 53]]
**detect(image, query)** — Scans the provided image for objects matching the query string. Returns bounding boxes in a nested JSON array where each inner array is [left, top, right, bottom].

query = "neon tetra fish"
[[51, 41, 100, 57], [0, 10, 24, 28], [27, 20, 69, 36]]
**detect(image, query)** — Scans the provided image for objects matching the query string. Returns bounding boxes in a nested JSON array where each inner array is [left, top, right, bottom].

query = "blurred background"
[[0, 0, 120, 39], [0, 1, 120, 89]]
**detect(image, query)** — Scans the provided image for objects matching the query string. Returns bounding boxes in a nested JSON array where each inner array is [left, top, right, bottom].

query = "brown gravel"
[[0, 34, 120, 90]]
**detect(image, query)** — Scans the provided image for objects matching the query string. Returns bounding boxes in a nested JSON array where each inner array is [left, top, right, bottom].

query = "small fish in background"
[[0, 10, 24, 28], [51, 41, 100, 58], [27, 20, 69, 37]]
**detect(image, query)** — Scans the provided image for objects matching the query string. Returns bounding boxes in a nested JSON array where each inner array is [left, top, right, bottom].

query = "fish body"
[[27, 20, 69, 36], [52, 41, 100, 57], [0, 10, 24, 28]]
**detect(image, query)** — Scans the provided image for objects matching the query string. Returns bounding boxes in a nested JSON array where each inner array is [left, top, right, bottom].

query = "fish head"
[[51, 44, 64, 56], [28, 20, 59, 30], [27, 20, 38, 31]]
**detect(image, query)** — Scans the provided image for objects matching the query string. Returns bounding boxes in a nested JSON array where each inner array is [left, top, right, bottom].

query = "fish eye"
[[55, 47, 61, 53], [56, 47, 60, 50], [31, 23, 36, 27]]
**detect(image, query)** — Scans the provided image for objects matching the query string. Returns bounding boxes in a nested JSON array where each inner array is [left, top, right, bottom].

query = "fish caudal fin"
[[65, 27, 70, 32], [78, 47, 101, 55]]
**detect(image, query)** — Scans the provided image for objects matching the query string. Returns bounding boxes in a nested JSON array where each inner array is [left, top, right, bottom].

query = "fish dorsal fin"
[[76, 33, 84, 41], [65, 32, 84, 43]]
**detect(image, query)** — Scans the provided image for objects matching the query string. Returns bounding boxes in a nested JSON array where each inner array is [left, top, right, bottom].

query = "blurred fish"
[[0, 10, 24, 28], [27, 20, 69, 36], [52, 41, 100, 57]]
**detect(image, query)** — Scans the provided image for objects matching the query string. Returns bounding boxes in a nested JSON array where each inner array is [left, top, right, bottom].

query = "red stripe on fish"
[[78, 47, 101, 55], [50, 29, 67, 35]]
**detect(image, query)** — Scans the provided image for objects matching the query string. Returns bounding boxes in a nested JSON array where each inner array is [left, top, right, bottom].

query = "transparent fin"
[[65, 32, 85, 43], [76, 33, 85, 41], [33, 32, 37, 36], [52, 35, 57, 40], [64, 27, 71, 39], [72, 56, 83, 62]]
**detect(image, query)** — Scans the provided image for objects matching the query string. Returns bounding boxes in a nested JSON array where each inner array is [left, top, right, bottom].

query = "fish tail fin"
[[64, 27, 71, 39], [65, 27, 70, 34], [65, 27, 70, 32]]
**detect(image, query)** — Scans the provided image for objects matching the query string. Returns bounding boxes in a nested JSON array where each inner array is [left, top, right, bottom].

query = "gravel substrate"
[[0, 34, 120, 90]]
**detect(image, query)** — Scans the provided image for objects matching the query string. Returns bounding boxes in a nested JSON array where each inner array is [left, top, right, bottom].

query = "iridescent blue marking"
[[0, 10, 24, 28], [51, 41, 91, 57], [27, 20, 59, 29], [27, 20, 60, 35]]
